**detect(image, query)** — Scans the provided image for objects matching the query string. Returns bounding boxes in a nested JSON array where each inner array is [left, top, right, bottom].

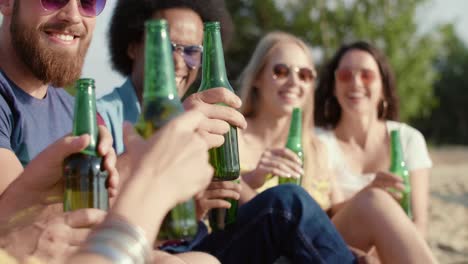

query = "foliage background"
[[222, 0, 468, 145]]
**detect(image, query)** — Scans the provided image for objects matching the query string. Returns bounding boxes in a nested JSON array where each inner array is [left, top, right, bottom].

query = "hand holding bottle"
[[243, 148, 303, 189], [194, 180, 242, 220], [7, 127, 118, 211], [183, 88, 247, 149], [112, 111, 213, 242], [365, 171, 405, 200]]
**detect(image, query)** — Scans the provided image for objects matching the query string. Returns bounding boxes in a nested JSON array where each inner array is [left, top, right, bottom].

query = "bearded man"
[[0, 1, 120, 263], [0, 0, 95, 172]]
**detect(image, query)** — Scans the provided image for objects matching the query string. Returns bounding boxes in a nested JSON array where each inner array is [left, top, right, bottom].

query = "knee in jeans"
[[267, 184, 306, 200], [263, 184, 321, 211]]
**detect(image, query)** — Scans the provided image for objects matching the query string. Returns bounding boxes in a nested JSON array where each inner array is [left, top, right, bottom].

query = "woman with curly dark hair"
[[315, 41, 432, 237]]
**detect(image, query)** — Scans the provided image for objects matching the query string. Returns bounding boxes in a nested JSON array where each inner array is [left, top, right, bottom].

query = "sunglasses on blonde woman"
[[39, 0, 107, 17], [273, 64, 317, 83], [335, 68, 377, 85]]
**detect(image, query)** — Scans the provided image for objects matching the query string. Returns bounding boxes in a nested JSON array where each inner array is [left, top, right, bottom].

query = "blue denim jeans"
[[192, 184, 356, 264]]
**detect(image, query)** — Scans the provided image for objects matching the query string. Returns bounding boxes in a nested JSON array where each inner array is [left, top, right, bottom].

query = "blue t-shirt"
[[0, 71, 74, 166], [97, 78, 141, 154]]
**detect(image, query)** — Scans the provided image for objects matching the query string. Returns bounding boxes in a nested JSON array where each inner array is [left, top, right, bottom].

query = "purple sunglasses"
[[40, 0, 106, 17]]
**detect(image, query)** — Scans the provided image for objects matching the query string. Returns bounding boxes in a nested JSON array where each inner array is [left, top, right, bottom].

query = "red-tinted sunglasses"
[[335, 68, 377, 85], [273, 63, 317, 83], [40, 0, 106, 17]]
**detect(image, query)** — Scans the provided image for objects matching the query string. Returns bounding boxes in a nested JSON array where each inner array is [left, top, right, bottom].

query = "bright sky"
[[1, 1, 467, 96]]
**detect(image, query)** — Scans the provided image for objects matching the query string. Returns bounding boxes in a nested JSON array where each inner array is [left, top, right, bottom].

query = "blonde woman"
[[238, 31, 436, 264]]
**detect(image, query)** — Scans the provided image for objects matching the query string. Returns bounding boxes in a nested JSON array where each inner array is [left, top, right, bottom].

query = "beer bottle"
[[64, 78, 109, 211], [136, 20, 197, 240], [279, 108, 303, 185], [198, 21, 240, 231], [389, 129, 412, 218]]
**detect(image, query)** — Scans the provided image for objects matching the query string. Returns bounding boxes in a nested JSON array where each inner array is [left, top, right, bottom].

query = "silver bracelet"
[[80, 214, 151, 264], [82, 241, 134, 264]]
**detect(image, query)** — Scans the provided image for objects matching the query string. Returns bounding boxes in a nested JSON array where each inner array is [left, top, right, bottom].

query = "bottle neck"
[[287, 109, 302, 142], [199, 27, 232, 91], [73, 84, 98, 156], [144, 21, 178, 99], [286, 108, 302, 152], [390, 130, 404, 167]]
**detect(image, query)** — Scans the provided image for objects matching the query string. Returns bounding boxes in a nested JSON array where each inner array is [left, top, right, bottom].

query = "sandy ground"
[[427, 146, 468, 263]]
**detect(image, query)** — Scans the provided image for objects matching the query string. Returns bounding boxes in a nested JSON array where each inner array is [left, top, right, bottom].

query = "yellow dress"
[[243, 167, 332, 210]]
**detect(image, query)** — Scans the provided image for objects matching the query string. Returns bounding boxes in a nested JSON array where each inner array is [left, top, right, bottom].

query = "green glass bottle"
[[64, 78, 109, 212], [279, 108, 303, 185], [198, 22, 240, 230], [389, 130, 412, 218], [135, 20, 197, 241]]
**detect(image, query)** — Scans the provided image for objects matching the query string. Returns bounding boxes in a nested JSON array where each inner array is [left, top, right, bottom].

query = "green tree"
[[415, 24, 468, 145], [225, 0, 440, 121]]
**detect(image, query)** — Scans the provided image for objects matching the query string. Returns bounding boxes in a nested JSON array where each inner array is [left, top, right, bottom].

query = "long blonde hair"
[[238, 31, 328, 196]]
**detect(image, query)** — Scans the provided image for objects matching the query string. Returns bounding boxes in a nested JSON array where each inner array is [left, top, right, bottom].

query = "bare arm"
[[70, 112, 215, 263], [410, 168, 429, 237], [0, 149, 24, 195]]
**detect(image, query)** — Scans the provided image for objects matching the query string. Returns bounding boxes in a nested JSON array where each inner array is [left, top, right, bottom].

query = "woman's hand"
[[365, 171, 405, 200], [242, 148, 303, 189]]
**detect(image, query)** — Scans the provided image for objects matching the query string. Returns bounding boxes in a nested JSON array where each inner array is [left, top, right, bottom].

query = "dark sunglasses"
[[335, 68, 377, 85], [40, 0, 107, 17], [272, 63, 317, 83], [171, 42, 203, 70]]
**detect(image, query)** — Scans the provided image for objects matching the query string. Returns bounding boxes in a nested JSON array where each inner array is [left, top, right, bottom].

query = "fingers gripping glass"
[[40, 0, 107, 17], [171, 42, 203, 70], [273, 64, 317, 83], [335, 68, 377, 85]]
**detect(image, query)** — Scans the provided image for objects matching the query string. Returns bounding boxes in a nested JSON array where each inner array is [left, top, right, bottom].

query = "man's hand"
[[0, 126, 119, 231], [183, 88, 247, 148], [21, 126, 119, 204], [194, 181, 242, 220], [111, 111, 214, 242], [1, 209, 106, 264], [122, 111, 213, 206]]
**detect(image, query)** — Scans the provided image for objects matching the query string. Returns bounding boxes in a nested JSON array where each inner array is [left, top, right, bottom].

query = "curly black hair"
[[314, 41, 400, 128], [108, 0, 233, 76]]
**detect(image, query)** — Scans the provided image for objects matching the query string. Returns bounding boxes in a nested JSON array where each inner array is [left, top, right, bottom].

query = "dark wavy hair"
[[314, 41, 400, 128], [109, 0, 233, 76]]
